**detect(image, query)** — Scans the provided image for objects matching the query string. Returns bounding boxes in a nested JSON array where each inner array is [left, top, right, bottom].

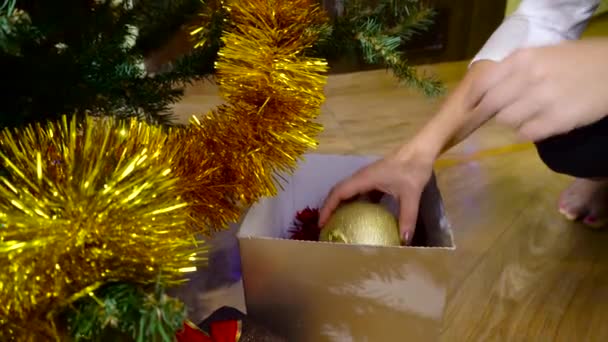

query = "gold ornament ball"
[[319, 202, 401, 246]]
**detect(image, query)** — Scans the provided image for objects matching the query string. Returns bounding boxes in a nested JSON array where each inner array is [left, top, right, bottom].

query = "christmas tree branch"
[[392, 5, 436, 43], [188, 0, 226, 51], [67, 278, 187, 342], [0, 0, 34, 56], [0, 0, 15, 14], [356, 18, 444, 97], [309, 0, 444, 98]]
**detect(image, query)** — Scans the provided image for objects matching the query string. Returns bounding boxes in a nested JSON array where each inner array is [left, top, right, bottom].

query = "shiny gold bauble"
[[319, 202, 401, 246]]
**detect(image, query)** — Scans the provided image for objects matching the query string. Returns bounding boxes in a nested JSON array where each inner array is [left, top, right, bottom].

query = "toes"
[[557, 179, 604, 222], [558, 206, 579, 221], [558, 192, 588, 220], [581, 198, 608, 229], [582, 215, 608, 229]]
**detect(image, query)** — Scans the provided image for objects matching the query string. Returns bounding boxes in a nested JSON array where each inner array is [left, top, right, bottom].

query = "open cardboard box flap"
[[237, 154, 455, 341]]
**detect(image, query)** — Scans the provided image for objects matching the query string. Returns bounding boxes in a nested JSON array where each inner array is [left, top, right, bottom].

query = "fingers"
[[494, 96, 542, 131], [467, 57, 515, 110], [468, 50, 542, 123], [494, 87, 562, 141], [367, 190, 384, 203], [518, 122, 544, 141], [474, 70, 526, 123], [319, 177, 373, 226], [398, 189, 422, 245], [518, 115, 561, 142], [469, 51, 556, 142]]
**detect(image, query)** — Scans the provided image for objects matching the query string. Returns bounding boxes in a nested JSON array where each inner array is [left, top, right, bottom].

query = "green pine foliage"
[[312, 0, 444, 97], [0, 1, 205, 339], [0, 0, 442, 130], [0, 0, 30, 55], [66, 280, 187, 342], [0, 0, 216, 129], [152, 0, 445, 97], [0, 0, 443, 340]]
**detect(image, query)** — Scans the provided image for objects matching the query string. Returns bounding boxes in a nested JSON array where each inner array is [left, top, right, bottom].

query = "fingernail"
[[558, 207, 576, 221], [402, 231, 410, 244], [584, 216, 597, 224]]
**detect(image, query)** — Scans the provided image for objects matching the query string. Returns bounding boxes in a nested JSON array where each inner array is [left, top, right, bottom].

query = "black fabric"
[[197, 306, 246, 333], [197, 306, 287, 341], [535, 116, 608, 179]]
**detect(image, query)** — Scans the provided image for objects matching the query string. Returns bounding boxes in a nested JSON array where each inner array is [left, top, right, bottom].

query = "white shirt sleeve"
[[472, 0, 601, 63]]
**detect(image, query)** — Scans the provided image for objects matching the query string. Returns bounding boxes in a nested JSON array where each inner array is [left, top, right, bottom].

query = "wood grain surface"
[[168, 16, 608, 341]]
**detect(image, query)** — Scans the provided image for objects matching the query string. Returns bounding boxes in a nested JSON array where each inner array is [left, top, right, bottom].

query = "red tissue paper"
[[176, 320, 241, 342], [288, 207, 320, 241]]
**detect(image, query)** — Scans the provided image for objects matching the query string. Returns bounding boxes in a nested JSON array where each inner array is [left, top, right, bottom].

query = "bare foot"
[[558, 178, 608, 228]]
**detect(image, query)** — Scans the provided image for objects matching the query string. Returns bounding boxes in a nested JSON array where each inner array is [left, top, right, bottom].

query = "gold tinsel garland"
[[175, 0, 328, 231], [0, 0, 328, 339], [0, 116, 201, 339]]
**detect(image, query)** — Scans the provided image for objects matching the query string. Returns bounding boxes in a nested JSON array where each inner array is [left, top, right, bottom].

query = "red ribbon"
[[176, 320, 241, 342]]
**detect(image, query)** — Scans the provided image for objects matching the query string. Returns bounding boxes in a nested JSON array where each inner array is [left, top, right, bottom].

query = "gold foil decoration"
[[0, 116, 204, 340], [0, 0, 329, 338], [176, 0, 329, 233], [320, 202, 402, 246]]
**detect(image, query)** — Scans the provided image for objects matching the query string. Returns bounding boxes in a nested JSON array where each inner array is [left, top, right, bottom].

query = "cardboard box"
[[237, 154, 455, 341]]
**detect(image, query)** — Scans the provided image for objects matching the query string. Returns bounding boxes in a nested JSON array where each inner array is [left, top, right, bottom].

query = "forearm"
[[399, 0, 599, 161], [401, 60, 497, 160]]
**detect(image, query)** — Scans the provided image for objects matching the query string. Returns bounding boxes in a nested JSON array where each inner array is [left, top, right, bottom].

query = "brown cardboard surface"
[[237, 154, 455, 341]]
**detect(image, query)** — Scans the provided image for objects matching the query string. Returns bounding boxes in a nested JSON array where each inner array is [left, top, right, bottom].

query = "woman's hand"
[[469, 38, 608, 141], [318, 61, 499, 244], [319, 145, 435, 244]]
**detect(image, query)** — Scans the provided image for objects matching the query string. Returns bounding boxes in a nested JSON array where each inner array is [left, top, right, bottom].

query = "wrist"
[[406, 102, 462, 159], [394, 139, 437, 167], [402, 59, 498, 159]]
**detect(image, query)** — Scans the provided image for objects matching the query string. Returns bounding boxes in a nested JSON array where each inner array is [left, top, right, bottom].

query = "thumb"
[[398, 191, 421, 245], [319, 179, 371, 227]]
